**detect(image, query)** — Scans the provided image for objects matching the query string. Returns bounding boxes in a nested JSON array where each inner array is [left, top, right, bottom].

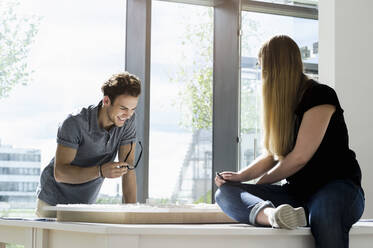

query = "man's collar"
[[89, 101, 103, 133]]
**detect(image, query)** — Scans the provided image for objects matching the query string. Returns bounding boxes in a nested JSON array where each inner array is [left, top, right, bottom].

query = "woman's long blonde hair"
[[259, 35, 309, 159]]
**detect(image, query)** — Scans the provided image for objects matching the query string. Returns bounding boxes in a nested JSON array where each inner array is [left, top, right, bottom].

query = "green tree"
[[171, 8, 213, 131], [0, 0, 41, 98]]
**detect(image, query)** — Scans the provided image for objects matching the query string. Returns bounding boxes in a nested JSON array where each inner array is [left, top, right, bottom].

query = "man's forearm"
[[54, 163, 100, 184], [123, 189, 137, 203], [122, 171, 137, 203]]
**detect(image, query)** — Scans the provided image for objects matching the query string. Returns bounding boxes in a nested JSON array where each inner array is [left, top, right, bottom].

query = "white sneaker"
[[267, 204, 307, 230]]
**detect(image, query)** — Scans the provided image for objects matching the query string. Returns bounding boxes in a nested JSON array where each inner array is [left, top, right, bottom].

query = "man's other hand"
[[101, 162, 128, 178]]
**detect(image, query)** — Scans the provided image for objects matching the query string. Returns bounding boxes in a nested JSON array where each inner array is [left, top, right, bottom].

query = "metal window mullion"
[[125, 0, 151, 203], [212, 0, 241, 202]]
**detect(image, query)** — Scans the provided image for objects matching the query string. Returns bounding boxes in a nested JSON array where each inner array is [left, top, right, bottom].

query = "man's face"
[[105, 94, 139, 127]]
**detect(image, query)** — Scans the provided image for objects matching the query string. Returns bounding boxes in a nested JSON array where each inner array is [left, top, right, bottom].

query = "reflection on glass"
[[0, 0, 126, 215], [240, 11, 318, 175], [150, 1, 213, 203]]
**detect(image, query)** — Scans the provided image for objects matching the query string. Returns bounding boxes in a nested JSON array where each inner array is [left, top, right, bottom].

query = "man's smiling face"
[[105, 94, 138, 127]]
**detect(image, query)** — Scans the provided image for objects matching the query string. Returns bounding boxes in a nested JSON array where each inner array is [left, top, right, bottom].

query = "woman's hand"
[[214, 171, 243, 187]]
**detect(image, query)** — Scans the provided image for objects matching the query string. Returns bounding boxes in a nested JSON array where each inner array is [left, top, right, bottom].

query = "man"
[[36, 72, 141, 217]]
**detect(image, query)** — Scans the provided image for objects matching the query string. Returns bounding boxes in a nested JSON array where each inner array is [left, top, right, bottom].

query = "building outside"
[[0, 139, 41, 209]]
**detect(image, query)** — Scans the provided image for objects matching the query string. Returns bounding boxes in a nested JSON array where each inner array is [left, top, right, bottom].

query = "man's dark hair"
[[101, 72, 141, 103]]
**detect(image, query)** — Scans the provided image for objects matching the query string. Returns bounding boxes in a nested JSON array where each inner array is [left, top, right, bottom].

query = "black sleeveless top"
[[286, 80, 362, 198]]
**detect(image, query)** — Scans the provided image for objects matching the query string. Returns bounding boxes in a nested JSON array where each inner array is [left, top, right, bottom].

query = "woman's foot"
[[266, 204, 307, 230]]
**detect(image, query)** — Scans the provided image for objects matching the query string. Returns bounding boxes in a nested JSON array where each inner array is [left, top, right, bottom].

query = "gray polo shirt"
[[37, 101, 136, 205]]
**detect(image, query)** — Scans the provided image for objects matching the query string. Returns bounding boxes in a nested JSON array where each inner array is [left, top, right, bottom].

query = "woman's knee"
[[308, 180, 364, 230], [215, 184, 247, 213], [215, 184, 236, 204], [214, 188, 223, 204]]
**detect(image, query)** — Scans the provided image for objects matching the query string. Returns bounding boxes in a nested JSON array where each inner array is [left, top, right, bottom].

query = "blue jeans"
[[215, 179, 364, 248]]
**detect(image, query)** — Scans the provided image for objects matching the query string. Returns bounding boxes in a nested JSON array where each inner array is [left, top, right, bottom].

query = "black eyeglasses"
[[123, 141, 143, 170]]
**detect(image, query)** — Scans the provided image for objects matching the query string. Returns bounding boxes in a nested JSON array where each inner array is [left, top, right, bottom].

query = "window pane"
[[0, 0, 126, 214], [240, 11, 318, 175], [150, 1, 213, 203]]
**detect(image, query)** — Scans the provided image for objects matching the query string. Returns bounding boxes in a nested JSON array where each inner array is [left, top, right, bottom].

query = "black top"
[[286, 80, 362, 198]]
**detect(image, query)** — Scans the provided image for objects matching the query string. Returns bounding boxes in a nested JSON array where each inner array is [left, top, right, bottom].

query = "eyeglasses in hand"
[[122, 141, 143, 170]]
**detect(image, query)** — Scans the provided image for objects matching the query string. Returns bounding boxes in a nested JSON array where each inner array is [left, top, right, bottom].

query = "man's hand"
[[101, 161, 128, 178], [214, 171, 243, 187]]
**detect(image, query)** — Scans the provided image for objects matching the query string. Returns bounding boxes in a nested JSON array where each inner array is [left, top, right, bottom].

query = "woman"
[[215, 35, 364, 248]]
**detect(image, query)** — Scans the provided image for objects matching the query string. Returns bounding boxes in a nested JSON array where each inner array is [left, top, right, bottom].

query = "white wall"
[[319, 0, 373, 218]]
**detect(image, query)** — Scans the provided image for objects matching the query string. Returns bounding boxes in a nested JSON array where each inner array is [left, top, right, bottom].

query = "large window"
[[0, 0, 126, 215], [149, 1, 213, 203], [1, 0, 319, 214], [240, 11, 318, 172]]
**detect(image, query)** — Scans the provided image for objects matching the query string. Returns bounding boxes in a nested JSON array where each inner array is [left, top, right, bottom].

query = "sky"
[[0, 0, 318, 200]]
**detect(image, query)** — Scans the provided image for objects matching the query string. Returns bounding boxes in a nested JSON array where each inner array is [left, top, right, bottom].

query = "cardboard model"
[[45, 203, 237, 224]]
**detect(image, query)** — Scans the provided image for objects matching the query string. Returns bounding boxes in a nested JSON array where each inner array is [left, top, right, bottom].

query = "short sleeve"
[[120, 113, 137, 146], [295, 83, 343, 115], [56, 116, 81, 149]]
